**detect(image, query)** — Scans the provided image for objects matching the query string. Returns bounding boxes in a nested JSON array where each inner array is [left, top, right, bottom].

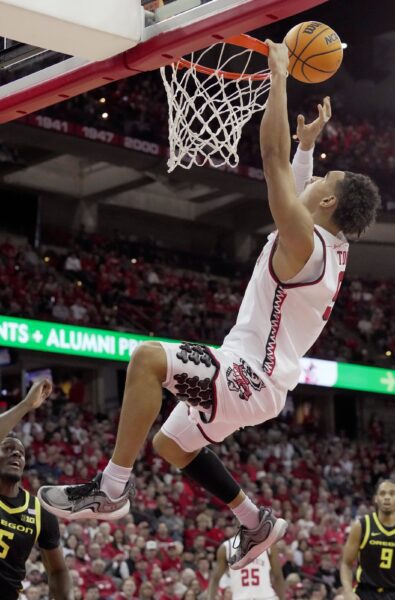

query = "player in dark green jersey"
[[341, 480, 395, 600], [0, 380, 73, 599]]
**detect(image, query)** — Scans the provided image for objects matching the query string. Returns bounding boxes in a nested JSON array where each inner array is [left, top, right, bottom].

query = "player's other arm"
[[0, 379, 52, 443], [207, 544, 228, 600], [260, 41, 314, 270], [292, 96, 332, 195], [41, 546, 74, 600], [268, 545, 286, 600], [340, 520, 362, 600]]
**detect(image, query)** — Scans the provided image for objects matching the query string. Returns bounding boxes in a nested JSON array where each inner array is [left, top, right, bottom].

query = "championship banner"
[[0, 315, 394, 395]]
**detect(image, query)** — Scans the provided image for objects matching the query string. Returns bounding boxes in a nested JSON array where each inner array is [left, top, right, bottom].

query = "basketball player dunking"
[[341, 480, 395, 600], [39, 42, 380, 570]]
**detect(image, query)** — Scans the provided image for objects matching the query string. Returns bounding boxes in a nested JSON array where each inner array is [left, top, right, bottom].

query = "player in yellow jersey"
[[0, 380, 73, 599], [341, 480, 395, 600]]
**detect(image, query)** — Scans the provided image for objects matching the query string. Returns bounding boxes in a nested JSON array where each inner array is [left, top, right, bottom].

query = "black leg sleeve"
[[181, 447, 241, 504]]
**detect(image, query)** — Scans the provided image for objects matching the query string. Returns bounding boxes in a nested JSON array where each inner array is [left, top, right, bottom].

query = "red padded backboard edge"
[[0, 0, 327, 124]]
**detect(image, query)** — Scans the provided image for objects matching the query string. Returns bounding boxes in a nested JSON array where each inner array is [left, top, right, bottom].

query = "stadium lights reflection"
[[320, 153, 327, 159], [101, 112, 109, 119], [99, 97, 106, 104], [131, 258, 137, 264], [44, 256, 50, 263], [341, 42, 348, 49], [386, 350, 392, 357]]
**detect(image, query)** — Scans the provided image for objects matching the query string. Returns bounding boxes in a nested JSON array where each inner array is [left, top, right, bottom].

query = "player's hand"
[[22, 379, 52, 411], [293, 96, 332, 150], [265, 40, 289, 77]]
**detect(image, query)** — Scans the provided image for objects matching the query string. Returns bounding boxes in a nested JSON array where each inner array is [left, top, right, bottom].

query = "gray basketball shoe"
[[37, 473, 133, 521], [229, 507, 288, 570]]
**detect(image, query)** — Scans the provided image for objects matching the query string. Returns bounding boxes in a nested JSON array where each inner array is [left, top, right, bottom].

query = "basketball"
[[284, 21, 343, 83]]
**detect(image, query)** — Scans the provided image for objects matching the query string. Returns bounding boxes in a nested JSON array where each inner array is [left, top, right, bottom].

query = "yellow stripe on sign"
[[34, 497, 41, 544], [360, 514, 370, 549]]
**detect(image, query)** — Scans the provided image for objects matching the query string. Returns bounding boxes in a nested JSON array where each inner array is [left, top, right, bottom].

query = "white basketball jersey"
[[222, 537, 277, 600], [221, 225, 349, 393]]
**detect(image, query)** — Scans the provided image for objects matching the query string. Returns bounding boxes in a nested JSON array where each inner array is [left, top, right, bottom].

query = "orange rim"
[[177, 34, 269, 81]]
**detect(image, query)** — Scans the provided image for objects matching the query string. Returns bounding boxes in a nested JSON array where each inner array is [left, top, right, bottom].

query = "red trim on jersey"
[[262, 284, 287, 376], [196, 423, 218, 445], [268, 227, 327, 288]]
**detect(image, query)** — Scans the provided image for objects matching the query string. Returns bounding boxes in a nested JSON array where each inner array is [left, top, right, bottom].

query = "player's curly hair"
[[332, 172, 380, 238]]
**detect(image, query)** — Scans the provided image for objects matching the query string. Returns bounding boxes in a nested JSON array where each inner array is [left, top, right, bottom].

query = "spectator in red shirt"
[[82, 558, 117, 597], [300, 549, 318, 578], [143, 540, 162, 572], [149, 564, 165, 596], [194, 557, 211, 591], [138, 581, 155, 599], [157, 576, 176, 600], [113, 577, 138, 600], [132, 557, 151, 591], [154, 523, 173, 549], [58, 463, 76, 485], [85, 586, 100, 600], [160, 542, 183, 573], [190, 535, 206, 555]]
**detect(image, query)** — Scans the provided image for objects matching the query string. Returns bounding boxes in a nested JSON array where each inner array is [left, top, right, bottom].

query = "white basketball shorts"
[[159, 342, 285, 453]]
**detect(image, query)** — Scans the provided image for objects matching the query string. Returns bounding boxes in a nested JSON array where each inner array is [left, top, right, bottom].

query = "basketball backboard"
[[0, 0, 328, 124]]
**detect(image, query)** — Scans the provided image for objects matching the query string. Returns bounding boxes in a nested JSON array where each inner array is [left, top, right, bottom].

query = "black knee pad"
[[182, 447, 240, 504]]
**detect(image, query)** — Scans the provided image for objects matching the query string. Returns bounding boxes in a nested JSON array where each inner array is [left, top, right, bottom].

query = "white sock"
[[101, 460, 132, 499], [231, 496, 260, 529]]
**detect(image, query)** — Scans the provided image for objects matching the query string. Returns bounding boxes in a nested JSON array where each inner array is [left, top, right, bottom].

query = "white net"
[[160, 41, 271, 172]]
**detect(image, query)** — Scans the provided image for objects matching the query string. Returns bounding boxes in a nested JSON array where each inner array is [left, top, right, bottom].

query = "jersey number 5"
[[0, 529, 14, 558], [322, 271, 344, 321]]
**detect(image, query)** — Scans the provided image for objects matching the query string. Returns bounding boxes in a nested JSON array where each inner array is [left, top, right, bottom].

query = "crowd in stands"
[[2, 376, 386, 600], [8, 375, 391, 599], [0, 234, 394, 366], [43, 75, 395, 211]]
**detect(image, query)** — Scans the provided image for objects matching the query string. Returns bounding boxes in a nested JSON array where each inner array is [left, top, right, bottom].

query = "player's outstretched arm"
[[292, 96, 332, 195], [269, 544, 286, 600], [340, 520, 362, 600], [41, 546, 74, 600], [0, 379, 52, 443], [207, 544, 228, 600], [260, 41, 314, 269]]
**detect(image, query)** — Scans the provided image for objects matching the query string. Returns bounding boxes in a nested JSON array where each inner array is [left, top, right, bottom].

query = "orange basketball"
[[284, 21, 343, 83]]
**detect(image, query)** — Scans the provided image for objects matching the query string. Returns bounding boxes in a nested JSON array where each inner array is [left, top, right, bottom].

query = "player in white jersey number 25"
[[208, 535, 285, 600], [38, 42, 381, 570]]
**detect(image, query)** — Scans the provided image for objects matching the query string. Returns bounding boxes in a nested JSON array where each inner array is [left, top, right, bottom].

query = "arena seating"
[[11, 376, 388, 599], [1, 235, 393, 366], [42, 77, 395, 209]]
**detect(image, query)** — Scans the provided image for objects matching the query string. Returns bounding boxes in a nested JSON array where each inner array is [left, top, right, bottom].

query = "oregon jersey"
[[0, 487, 60, 600], [356, 512, 395, 592]]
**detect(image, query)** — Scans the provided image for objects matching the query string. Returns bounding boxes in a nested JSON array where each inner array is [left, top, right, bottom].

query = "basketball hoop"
[[160, 34, 271, 172]]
